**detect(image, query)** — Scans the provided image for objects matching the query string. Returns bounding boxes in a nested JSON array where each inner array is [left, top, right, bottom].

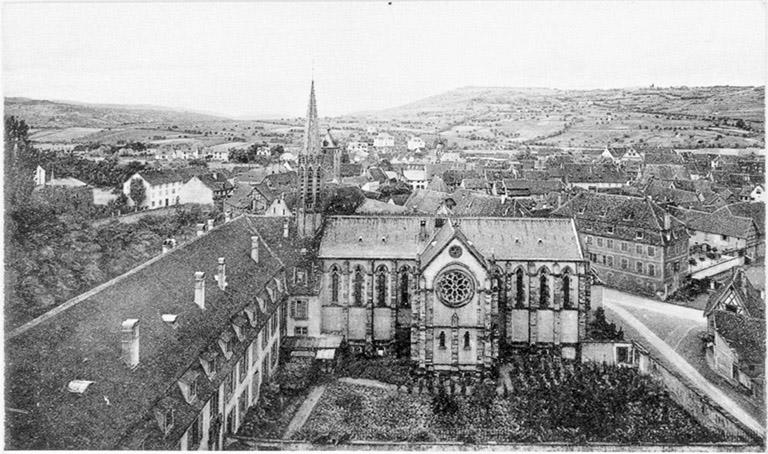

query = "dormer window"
[[178, 369, 200, 404], [606, 226, 614, 234], [199, 349, 218, 379], [273, 277, 283, 293], [266, 285, 276, 302], [67, 380, 94, 394], [154, 406, 175, 436], [256, 296, 266, 313], [623, 212, 635, 221], [218, 331, 234, 359], [636, 231, 644, 240], [578, 206, 585, 214], [244, 305, 257, 327], [161, 314, 179, 329], [599, 208, 608, 217], [231, 316, 247, 342]]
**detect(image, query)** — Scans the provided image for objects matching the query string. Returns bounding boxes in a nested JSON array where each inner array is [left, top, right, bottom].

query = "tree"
[[269, 144, 284, 157], [129, 178, 147, 210], [321, 186, 365, 215], [588, 307, 624, 341]]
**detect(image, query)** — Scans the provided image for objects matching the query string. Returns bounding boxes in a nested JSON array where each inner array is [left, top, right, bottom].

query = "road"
[[283, 385, 326, 439], [602, 289, 764, 438]]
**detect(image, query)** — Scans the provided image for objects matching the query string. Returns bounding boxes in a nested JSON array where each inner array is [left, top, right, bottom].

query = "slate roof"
[[137, 169, 201, 186], [562, 163, 627, 184], [551, 192, 688, 246], [340, 163, 363, 178], [223, 182, 255, 210], [261, 171, 297, 188], [6, 216, 291, 450], [713, 311, 765, 377], [318, 216, 584, 261], [502, 178, 563, 195], [196, 173, 234, 192], [705, 268, 764, 319], [403, 189, 530, 217], [426, 175, 449, 193], [462, 178, 489, 191]]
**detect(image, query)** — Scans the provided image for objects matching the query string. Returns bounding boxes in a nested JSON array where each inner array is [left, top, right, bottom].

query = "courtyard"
[[267, 355, 737, 445]]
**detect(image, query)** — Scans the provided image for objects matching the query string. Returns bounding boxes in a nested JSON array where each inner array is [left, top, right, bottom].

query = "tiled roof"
[[705, 268, 764, 319], [726, 202, 765, 236], [641, 164, 691, 182], [261, 171, 297, 187], [6, 216, 287, 450], [461, 178, 489, 190], [713, 311, 765, 376], [562, 163, 627, 184], [426, 175, 449, 193], [340, 163, 362, 178], [680, 206, 757, 239], [502, 178, 563, 195], [223, 182, 255, 210], [450, 189, 530, 217], [138, 169, 201, 186], [403, 189, 451, 214], [355, 198, 409, 215], [318, 216, 584, 261], [551, 192, 688, 246], [197, 173, 234, 192]]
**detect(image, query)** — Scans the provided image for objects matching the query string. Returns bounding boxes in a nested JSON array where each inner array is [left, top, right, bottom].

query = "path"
[[604, 299, 764, 438], [339, 377, 397, 390], [283, 385, 326, 439], [603, 288, 704, 322]]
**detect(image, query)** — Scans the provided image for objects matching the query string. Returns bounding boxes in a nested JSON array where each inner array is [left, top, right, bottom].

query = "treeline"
[[4, 116, 210, 329]]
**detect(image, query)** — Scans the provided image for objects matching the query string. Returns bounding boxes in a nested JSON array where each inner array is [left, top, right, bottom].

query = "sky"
[[2, 1, 766, 118]]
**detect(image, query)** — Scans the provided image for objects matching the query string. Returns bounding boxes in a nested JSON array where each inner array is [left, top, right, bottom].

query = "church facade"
[[290, 81, 591, 372], [311, 216, 589, 371]]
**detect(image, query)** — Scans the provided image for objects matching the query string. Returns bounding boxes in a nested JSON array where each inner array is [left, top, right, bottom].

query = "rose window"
[[435, 270, 475, 308]]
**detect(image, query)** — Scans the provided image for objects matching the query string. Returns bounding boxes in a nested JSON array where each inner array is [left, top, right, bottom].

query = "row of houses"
[[123, 170, 235, 209]]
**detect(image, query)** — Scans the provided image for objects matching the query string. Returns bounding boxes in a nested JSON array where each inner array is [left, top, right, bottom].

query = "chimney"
[[194, 271, 206, 309], [501, 194, 507, 204], [224, 211, 232, 223], [121, 319, 140, 368], [196, 223, 205, 236], [663, 212, 671, 230], [216, 257, 227, 290], [282, 219, 289, 238], [251, 236, 260, 263], [162, 243, 170, 254], [206, 219, 214, 231]]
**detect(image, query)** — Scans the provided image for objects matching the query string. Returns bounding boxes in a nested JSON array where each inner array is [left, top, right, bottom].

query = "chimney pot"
[[194, 272, 206, 309], [121, 319, 140, 368], [251, 236, 260, 263]]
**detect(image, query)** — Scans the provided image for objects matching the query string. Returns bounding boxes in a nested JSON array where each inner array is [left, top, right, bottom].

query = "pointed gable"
[[419, 221, 488, 269]]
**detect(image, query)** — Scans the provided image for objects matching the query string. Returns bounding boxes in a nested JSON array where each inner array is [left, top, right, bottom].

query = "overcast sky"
[[3, 1, 765, 118]]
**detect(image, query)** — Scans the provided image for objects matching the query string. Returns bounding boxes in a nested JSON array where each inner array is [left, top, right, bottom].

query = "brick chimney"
[[215, 257, 227, 290], [282, 219, 289, 238], [196, 223, 205, 236], [206, 219, 214, 231], [121, 319, 140, 368], [663, 212, 671, 230], [194, 271, 206, 309], [251, 236, 260, 263]]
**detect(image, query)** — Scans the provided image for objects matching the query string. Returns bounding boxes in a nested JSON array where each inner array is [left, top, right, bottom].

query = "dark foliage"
[[588, 307, 624, 341]]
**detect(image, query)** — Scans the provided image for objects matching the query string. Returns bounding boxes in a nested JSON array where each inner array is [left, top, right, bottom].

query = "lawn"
[[295, 358, 734, 444]]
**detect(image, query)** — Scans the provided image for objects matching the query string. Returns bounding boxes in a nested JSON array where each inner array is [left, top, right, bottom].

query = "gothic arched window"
[[330, 266, 340, 303], [353, 267, 364, 306], [399, 268, 410, 308], [562, 269, 571, 309], [463, 331, 471, 349], [438, 331, 446, 349], [495, 270, 507, 310], [539, 269, 550, 308], [376, 266, 388, 307], [515, 268, 525, 308]]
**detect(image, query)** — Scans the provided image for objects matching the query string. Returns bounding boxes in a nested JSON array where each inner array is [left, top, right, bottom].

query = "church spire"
[[302, 80, 321, 156]]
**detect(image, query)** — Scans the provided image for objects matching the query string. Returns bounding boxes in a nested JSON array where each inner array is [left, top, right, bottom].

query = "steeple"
[[302, 80, 321, 156]]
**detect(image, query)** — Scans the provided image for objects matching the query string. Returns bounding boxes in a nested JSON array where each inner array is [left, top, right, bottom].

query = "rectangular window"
[[648, 246, 655, 257], [636, 231, 643, 240], [673, 261, 681, 272], [586, 235, 593, 245], [210, 386, 220, 420], [616, 346, 630, 365], [224, 369, 234, 401], [596, 238, 603, 247], [271, 313, 278, 334], [621, 242, 628, 252], [601, 255, 606, 265], [262, 353, 271, 381], [606, 239, 613, 248], [621, 258, 628, 270], [294, 300, 308, 320], [237, 391, 248, 430], [239, 353, 247, 383], [648, 264, 655, 276], [271, 342, 278, 366], [607, 256, 614, 267], [636, 244, 643, 254], [589, 253, 597, 262], [295, 326, 308, 336], [721, 234, 728, 241], [189, 415, 202, 449], [636, 262, 643, 273]]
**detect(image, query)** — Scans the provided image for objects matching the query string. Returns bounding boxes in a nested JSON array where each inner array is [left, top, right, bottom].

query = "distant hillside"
[[355, 85, 765, 123], [4, 97, 230, 128]]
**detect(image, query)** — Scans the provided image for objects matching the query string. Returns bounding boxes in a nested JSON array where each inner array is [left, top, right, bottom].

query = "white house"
[[34, 165, 46, 186], [265, 197, 292, 217], [123, 171, 189, 209], [373, 133, 395, 149], [402, 168, 428, 190], [407, 136, 426, 151]]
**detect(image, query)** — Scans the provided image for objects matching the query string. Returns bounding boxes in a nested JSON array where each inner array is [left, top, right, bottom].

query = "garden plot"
[[294, 358, 735, 444]]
